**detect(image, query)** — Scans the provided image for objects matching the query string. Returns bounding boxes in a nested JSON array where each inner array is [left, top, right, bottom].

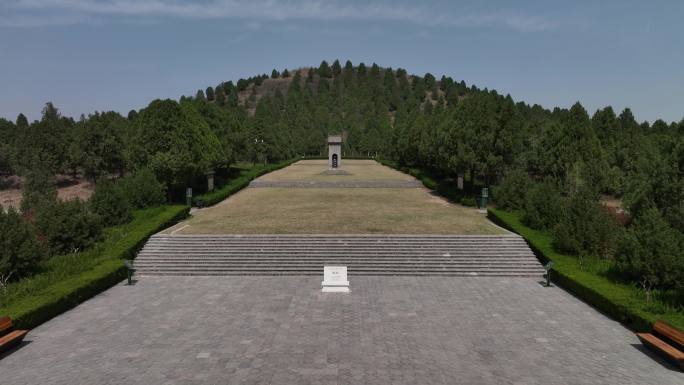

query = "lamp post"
[[254, 138, 265, 165]]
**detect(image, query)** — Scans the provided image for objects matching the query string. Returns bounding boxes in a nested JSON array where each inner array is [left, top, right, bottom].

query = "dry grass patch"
[[168, 187, 504, 234], [258, 159, 413, 182]]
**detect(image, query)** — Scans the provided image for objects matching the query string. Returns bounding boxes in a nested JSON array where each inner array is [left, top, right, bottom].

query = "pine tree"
[[271, 69, 279, 78], [215, 87, 226, 106], [206, 86, 215, 101], [16, 113, 28, 128], [318, 60, 332, 78], [331, 59, 341, 76]]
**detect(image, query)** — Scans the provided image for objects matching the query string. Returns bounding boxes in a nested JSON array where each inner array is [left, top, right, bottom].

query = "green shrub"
[[492, 168, 530, 210], [0, 208, 47, 280], [522, 179, 563, 230], [552, 188, 620, 259], [119, 168, 166, 209], [615, 207, 684, 301], [35, 199, 103, 256], [20, 168, 57, 212], [90, 178, 132, 226], [0, 205, 189, 329], [460, 197, 477, 207], [488, 208, 684, 332]]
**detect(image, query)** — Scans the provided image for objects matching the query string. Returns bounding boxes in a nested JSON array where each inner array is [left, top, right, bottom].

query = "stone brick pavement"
[[1, 277, 682, 385]]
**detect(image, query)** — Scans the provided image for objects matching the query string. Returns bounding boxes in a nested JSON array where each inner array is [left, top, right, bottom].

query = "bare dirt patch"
[[0, 175, 94, 209]]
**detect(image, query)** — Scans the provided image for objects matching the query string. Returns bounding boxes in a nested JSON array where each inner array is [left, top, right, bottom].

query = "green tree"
[[0, 208, 46, 281], [118, 168, 166, 209], [13, 102, 71, 176], [318, 60, 332, 78], [215, 87, 226, 107], [89, 178, 132, 226], [16, 113, 28, 128], [616, 207, 683, 302], [34, 199, 103, 256], [0, 118, 14, 174], [126, 99, 223, 188], [206, 86, 215, 101], [522, 179, 563, 230], [553, 187, 619, 259], [331, 59, 341, 76], [70, 111, 127, 180], [20, 166, 57, 213], [271, 69, 279, 78]]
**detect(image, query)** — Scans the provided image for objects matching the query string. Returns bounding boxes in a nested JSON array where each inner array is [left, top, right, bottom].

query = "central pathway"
[[1, 276, 681, 385]]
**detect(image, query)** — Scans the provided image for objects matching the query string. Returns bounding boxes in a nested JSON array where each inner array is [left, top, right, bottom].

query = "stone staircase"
[[134, 234, 544, 277]]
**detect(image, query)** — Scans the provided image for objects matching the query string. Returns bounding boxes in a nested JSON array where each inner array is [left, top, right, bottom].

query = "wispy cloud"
[[2, 0, 556, 31]]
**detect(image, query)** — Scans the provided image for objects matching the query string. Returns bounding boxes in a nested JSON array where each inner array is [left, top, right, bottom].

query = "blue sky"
[[1, 0, 682, 123]]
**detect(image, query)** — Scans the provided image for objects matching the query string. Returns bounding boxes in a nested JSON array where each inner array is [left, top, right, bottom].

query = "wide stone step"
[[135, 257, 537, 262], [135, 234, 543, 277], [136, 271, 543, 277], [140, 249, 532, 257], [136, 259, 538, 268], [135, 265, 539, 274], [140, 244, 532, 249], [144, 241, 530, 246]]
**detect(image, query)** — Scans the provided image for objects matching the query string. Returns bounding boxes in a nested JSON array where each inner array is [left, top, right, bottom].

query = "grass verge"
[[488, 207, 684, 332], [193, 159, 297, 207], [378, 159, 478, 206], [0, 205, 189, 329]]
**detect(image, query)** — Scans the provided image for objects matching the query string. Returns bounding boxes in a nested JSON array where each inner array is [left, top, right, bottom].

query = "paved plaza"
[[1, 276, 682, 384]]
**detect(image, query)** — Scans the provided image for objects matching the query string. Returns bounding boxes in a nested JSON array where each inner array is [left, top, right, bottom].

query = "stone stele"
[[321, 266, 350, 293], [327, 135, 342, 169]]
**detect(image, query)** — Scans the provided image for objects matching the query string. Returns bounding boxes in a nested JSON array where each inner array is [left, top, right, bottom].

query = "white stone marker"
[[321, 266, 350, 293]]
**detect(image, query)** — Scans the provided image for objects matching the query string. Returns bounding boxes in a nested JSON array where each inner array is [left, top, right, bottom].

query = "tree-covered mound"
[[1, 59, 683, 309]]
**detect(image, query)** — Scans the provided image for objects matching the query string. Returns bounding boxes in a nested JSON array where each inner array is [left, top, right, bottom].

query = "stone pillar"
[[457, 172, 464, 190], [206, 170, 215, 192]]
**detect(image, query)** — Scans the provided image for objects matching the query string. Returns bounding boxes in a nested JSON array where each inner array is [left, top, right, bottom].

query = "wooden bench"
[[637, 320, 684, 369], [0, 316, 28, 355]]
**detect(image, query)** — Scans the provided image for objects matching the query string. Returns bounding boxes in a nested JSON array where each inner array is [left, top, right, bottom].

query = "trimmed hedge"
[[193, 159, 297, 207], [0, 205, 189, 329], [378, 159, 479, 206], [488, 208, 684, 332], [380, 157, 684, 332], [378, 159, 437, 189]]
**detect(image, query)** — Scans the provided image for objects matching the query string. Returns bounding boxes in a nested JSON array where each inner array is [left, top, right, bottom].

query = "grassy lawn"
[[489, 208, 684, 331], [0, 205, 188, 329], [192, 159, 297, 207], [258, 159, 414, 181], [166, 160, 504, 234]]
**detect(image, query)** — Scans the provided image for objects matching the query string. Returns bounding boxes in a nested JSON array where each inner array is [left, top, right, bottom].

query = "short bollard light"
[[543, 261, 554, 287], [186, 187, 193, 206], [124, 260, 136, 285], [480, 187, 489, 209]]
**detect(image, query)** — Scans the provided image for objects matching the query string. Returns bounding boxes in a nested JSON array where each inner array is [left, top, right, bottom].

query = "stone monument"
[[327, 135, 342, 169], [321, 266, 350, 293]]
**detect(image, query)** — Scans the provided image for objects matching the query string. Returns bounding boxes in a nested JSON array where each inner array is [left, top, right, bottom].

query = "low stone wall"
[[248, 180, 423, 188]]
